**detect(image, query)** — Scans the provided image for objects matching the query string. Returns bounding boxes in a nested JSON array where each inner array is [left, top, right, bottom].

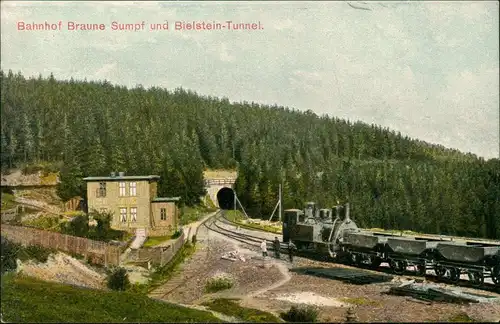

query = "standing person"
[[273, 237, 281, 259], [288, 241, 297, 263], [260, 239, 268, 258]]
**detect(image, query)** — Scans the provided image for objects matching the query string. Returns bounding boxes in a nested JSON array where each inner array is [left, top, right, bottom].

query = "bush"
[[91, 210, 112, 238], [205, 273, 234, 293], [19, 245, 54, 263], [171, 230, 182, 239], [1, 237, 19, 274], [280, 305, 319, 322], [107, 267, 131, 291], [24, 215, 63, 231], [64, 215, 89, 237], [1, 238, 55, 271]]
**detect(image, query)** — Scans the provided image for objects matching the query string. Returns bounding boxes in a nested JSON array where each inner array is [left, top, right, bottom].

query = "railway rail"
[[155, 212, 216, 299], [204, 212, 285, 251]]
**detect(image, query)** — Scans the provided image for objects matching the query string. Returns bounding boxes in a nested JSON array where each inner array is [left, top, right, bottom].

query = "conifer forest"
[[1, 70, 499, 239]]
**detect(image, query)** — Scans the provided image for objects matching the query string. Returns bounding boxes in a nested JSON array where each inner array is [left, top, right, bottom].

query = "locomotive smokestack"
[[345, 203, 350, 221]]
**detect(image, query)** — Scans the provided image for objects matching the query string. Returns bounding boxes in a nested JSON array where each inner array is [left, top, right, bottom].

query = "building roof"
[[152, 197, 181, 203], [83, 175, 160, 182]]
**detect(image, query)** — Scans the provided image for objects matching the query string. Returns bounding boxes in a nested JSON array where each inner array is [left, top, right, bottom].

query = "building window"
[[160, 208, 167, 220], [119, 182, 126, 196], [129, 182, 137, 196], [98, 182, 106, 197], [120, 208, 127, 223], [131, 207, 137, 222]]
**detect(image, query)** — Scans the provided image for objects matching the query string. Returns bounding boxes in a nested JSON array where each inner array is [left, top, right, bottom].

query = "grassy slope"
[[225, 210, 282, 234], [1, 274, 222, 323], [180, 205, 216, 225]]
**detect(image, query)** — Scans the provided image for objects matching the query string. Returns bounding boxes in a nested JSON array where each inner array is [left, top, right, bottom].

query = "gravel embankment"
[[166, 236, 286, 304]]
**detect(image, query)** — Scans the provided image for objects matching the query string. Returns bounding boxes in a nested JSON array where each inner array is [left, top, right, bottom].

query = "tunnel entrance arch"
[[204, 177, 237, 209], [216, 187, 235, 210]]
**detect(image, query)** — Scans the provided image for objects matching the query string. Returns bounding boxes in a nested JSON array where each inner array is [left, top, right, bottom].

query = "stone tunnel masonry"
[[203, 170, 237, 209]]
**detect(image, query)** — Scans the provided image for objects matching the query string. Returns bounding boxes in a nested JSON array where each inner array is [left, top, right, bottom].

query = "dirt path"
[[203, 225, 292, 301], [247, 261, 291, 298]]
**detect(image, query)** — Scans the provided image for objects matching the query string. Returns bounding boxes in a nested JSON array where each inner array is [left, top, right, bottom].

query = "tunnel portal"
[[217, 187, 235, 210]]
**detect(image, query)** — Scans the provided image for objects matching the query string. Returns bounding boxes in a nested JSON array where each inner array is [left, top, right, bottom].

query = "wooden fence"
[[127, 231, 186, 267], [0, 224, 121, 266]]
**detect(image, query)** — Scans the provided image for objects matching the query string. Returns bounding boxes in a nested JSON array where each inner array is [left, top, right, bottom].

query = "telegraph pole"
[[278, 183, 282, 222], [233, 188, 236, 211], [268, 184, 283, 222]]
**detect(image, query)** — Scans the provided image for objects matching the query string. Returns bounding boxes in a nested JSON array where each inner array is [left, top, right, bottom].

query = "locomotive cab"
[[282, 209, 303, 243]]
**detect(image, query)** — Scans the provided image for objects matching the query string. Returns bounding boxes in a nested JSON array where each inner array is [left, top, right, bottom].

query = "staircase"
[[130, 228, 147, 249]]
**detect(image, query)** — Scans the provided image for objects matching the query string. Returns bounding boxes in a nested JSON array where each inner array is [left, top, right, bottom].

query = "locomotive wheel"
[[468, 271, 484, 287], [370, 257, 382, 269], [492, 266, 500, 286], [435, 265, 447, 280], [354, 254, 365, 267], [390, 259, 407, 275], [449, 267, 460, 282], [348, 253, 358, 265], [416, 263, 427, 276]]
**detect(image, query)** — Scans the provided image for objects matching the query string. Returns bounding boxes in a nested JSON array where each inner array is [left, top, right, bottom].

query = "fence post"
[[83, 238, 88, 259]]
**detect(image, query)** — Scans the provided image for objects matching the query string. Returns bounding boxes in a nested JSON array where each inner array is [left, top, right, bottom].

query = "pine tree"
[[7, 130, 17, 168], [21, 113, 34, 162]]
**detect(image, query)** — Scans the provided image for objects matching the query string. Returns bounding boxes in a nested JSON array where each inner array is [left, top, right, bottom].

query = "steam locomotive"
[[282, 202, 500, 290]]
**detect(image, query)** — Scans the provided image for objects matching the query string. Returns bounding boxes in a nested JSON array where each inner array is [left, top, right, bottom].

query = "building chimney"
[[110, 172, 116, 177], [118, 172, 125, 177]]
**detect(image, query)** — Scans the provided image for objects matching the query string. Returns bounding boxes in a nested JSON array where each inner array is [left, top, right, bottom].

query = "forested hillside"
[[1, 70, 499, 239]]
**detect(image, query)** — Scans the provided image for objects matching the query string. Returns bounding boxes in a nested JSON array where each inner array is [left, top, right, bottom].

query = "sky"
[[1, 1, 499, 159]]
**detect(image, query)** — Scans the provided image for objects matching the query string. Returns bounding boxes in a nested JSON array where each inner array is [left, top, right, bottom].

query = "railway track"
[[203, 212, 282, 252], [153, 211, 284, 299], [215, 210, 500, 293], [152, 213, 216, 299]]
